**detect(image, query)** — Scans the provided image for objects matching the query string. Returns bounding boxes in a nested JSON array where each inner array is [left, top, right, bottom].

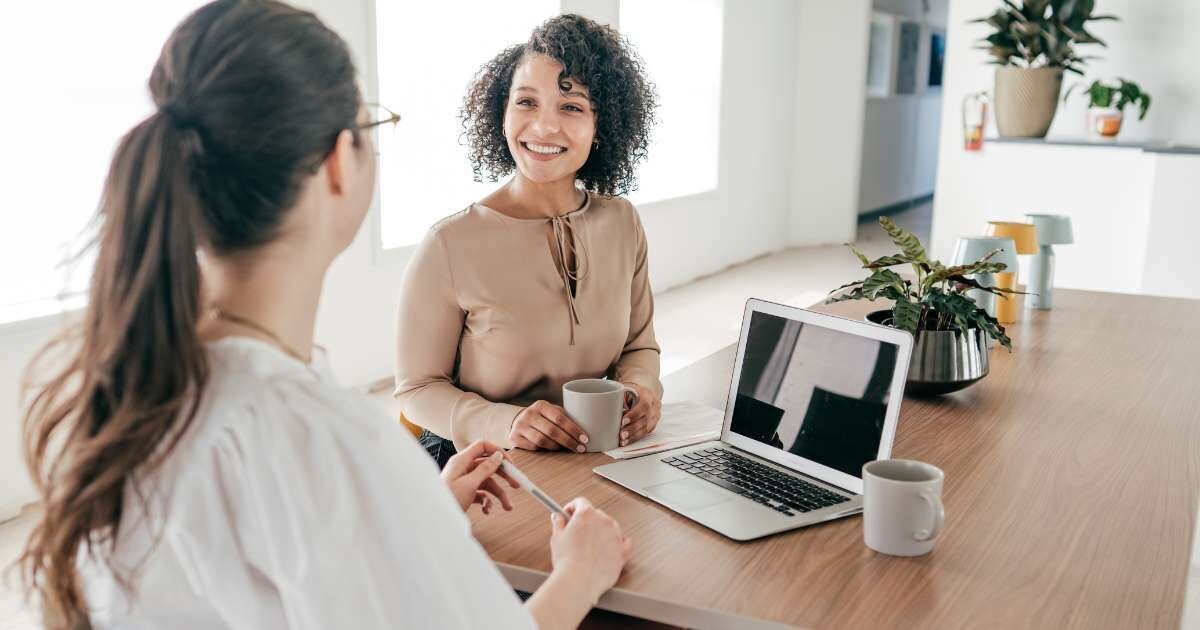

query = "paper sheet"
[[604, 401, 724, 460]]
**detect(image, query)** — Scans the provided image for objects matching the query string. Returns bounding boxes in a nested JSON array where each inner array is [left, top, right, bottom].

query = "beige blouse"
[[394, 194, 662, 449]]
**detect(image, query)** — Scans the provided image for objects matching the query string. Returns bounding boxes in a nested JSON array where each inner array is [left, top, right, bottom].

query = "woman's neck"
[[490, 174, 586, 219], [199, 240, 326, 362]]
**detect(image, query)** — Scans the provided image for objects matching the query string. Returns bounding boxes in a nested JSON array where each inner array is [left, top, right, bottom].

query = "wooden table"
[[469, 290, 1200, 629]]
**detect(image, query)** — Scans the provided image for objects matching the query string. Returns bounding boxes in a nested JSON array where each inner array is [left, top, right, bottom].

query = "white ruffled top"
[[80, 337, 535, 630]]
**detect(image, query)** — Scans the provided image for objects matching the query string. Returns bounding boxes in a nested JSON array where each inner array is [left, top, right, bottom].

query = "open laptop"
[[594, 299, 913, 541]]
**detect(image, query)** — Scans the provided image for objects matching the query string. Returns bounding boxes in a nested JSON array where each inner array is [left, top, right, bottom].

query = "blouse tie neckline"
[[549, 212, 589, 346]]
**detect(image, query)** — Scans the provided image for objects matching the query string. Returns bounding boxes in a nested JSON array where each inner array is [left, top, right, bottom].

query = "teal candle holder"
[[1024, 214, 1073, 310], [951, 236, 1019, 318]]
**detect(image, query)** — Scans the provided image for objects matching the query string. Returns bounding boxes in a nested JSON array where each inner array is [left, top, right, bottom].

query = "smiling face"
[[503, 54, 596, 186]]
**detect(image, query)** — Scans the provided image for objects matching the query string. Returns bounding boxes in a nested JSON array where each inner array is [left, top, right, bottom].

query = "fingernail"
[[621, 431, 629, 439], [580, 434, 589, 444], [491, 451, 503, 461], [576, 445, 585, 453], [622, 417, 630, 426]]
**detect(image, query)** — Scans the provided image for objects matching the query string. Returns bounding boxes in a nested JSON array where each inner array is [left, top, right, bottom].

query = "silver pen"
[[500, 460, 570, 520]]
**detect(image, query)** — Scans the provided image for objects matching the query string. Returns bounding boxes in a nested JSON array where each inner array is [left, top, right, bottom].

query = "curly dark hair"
[[460, 14, 657, 197]]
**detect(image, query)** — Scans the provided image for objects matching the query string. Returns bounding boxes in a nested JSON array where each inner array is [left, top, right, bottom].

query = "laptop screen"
[[729, 310, 900, 478]]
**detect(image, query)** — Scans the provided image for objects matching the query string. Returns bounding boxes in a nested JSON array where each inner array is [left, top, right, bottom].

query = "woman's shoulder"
[[588, 194, 643, 232], [589, 193, 635, 212], [419, 203, 508, 248], [169, 340, 416, 481]]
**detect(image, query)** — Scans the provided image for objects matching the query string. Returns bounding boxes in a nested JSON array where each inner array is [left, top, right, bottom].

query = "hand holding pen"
[[501, 459, 633, 600], [440, 440, 520, 515]]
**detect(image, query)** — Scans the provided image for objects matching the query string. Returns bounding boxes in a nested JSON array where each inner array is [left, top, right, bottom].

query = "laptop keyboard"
[[661, 447, 850, 517]]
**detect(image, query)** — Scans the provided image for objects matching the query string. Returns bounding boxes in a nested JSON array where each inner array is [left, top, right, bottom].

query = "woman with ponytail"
[[18, 1, 631, 628]]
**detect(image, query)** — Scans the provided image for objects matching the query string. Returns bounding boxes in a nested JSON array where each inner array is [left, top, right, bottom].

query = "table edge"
[[498, 563, 803, 630]]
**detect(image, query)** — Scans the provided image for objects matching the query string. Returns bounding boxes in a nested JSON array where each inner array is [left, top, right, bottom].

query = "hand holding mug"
[[563, 379, 641, 452], [510, 400, 589, 452], [618, 382, 661, 447]]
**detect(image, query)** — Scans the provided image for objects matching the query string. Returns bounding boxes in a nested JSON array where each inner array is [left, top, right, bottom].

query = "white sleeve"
[[168, 380, 537, 630]]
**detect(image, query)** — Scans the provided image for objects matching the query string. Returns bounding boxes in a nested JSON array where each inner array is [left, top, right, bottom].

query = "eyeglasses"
[[357, 103, 401, 132], [310, 103, 399, 172]]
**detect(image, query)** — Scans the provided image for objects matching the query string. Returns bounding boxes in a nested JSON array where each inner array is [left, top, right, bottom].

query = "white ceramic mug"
[[862, 459, 945, 557], [562, 379, 638, 452]]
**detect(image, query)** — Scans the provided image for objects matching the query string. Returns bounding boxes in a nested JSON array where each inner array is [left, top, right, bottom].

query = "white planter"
[[1087, 106, 1124, 138]]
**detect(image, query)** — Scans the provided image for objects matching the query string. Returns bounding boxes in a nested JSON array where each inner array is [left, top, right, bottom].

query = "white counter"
[[930, 138, 1200, 300]]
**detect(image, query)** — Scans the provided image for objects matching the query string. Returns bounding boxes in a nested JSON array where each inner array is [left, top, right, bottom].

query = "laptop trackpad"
[[644, 478, 733, 511]]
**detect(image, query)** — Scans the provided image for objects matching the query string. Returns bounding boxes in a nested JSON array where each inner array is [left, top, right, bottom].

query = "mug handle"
[[621, 384, 640, 412], [914, 489, 944, 542]]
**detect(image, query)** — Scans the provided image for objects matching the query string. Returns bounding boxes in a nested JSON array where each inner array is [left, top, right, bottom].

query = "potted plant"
[[827, 217, 1019, 396], [972, 0, 1116, 138], [1065, 78, 1151, 138]]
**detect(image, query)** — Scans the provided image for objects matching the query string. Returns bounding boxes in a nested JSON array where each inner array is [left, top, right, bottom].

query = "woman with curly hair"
[[395, 14, 663, 465]]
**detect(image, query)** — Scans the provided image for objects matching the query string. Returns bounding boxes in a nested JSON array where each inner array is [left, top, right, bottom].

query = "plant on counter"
[[972, 0, 1117, 75], [826, 217, 1018, 350], [1065, 77, 1152, 119]]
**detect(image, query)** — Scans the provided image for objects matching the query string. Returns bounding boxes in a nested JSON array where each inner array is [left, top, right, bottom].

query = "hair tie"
[[160, 102, 200, 130]]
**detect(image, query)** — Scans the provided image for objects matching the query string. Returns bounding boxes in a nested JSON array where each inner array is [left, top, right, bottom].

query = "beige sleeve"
[[613, 206, 663, 398], [394, 230, 522, 449]]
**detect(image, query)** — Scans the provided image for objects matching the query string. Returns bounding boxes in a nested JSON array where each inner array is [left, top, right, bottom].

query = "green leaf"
[[844, 243, 870, 267], [863, 269, 909, 301], [946, 275, 1029, 296], [892, 299, 921, 334], [863, 254, 918, 269], [928, 261, 1009, 285], [825, 287, 867, 304], [878, 216, 928, 263], [828, 279, 864, 294], [1064, 82, 1082, 102]]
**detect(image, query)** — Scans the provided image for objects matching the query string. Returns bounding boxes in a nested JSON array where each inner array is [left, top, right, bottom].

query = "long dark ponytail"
[[18, 1, 360, 626]]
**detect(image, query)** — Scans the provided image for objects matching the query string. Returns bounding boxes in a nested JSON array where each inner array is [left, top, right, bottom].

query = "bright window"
[[620, 0, 723, 205], [0, 2, 207, 325], [375, 0, 559, 250]]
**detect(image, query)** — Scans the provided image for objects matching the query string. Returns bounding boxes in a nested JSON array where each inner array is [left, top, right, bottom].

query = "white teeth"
[[524, 142, 565, 155]]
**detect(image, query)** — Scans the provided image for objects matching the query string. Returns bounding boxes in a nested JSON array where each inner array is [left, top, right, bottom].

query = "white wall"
[[640, 0, 800, 292], [1048, 1, 1200, 144], [934, 0, 1200, 146], [790, 0, 871, 246], [931, 0, 1200, 265], [1140, 154, 1200, 299], [0, 316, 75, 519]]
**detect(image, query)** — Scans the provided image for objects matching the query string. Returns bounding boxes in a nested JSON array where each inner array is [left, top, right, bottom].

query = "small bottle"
[[962, 91, 989, 151]]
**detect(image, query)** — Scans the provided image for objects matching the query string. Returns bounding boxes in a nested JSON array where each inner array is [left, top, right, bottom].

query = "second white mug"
[[862, 459, 945, 557]]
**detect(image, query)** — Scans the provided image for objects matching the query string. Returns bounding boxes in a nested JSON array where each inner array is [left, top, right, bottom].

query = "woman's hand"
[[440, 440, 520, 514], [619, 382, 662, 447], [550, 497, 633, 600], [510, 400, 589, 452]]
